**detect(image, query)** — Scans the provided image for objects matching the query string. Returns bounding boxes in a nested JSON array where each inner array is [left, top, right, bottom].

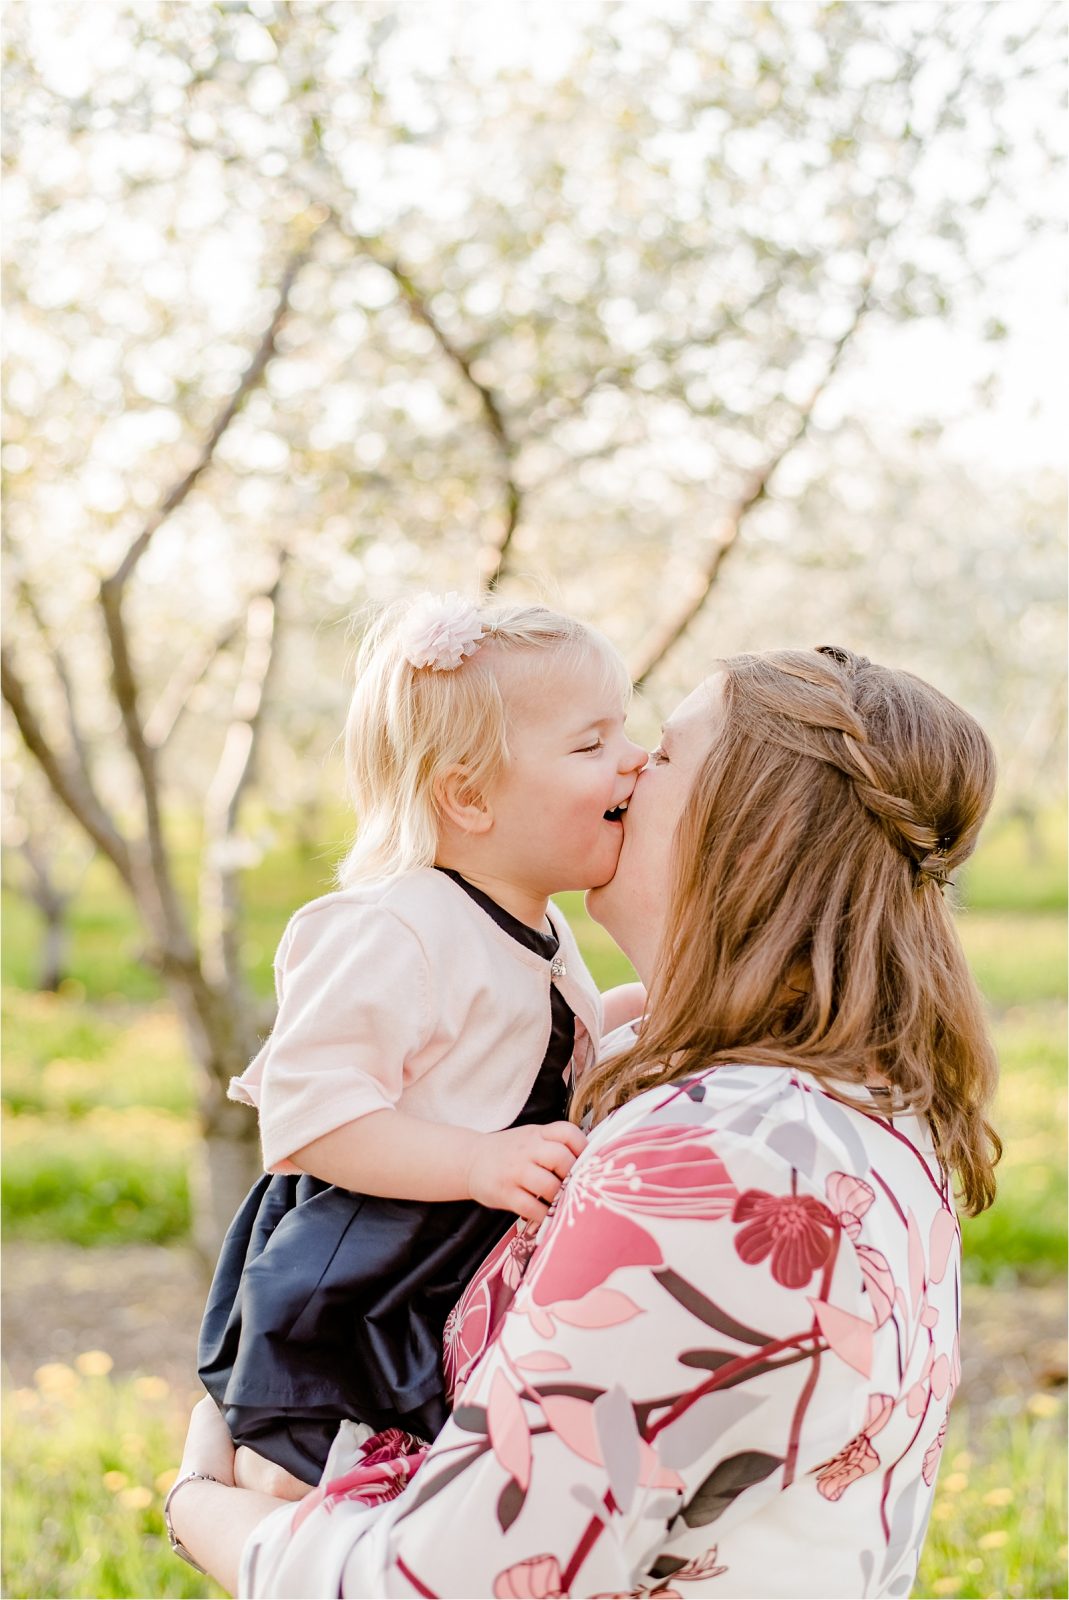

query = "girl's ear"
[[434, 766, 494, 835]]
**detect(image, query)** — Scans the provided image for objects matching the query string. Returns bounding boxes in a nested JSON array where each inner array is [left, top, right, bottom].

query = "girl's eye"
[[577, 740, 603, 754]]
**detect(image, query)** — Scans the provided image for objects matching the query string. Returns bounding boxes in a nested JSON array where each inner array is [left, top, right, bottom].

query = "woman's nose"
[[621, 738, 647, 772]]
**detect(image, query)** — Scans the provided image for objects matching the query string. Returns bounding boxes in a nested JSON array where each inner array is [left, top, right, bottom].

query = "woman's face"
[[586, 673, 724, 982]]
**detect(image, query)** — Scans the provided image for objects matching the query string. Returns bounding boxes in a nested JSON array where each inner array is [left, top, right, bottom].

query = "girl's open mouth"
[[603, 801, 630, 822]]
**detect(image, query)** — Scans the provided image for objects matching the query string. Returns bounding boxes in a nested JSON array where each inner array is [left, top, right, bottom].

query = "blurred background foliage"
[[1, 2, 1065, 1596]]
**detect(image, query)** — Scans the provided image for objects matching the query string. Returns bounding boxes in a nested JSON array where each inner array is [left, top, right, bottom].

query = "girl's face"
[[586, 674, 724, 981], [481, 649, 648, 901]]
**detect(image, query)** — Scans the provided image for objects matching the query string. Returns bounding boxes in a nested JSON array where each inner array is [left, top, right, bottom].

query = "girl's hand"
[[466, 1121, 586, 1222], [234, 1447, 315, 1501]]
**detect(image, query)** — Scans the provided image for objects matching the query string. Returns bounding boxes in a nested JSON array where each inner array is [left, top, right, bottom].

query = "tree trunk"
[[38, 907, 68, 992], [163, 968, 265, 1271], [189, 1094, 263, 1273]]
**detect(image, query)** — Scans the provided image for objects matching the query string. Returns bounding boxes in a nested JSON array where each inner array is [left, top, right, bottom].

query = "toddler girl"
[[197, 593, 645, 1492]]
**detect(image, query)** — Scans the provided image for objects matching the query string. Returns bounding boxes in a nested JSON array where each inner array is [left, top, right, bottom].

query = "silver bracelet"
[[163, 1469, 221, 1573]]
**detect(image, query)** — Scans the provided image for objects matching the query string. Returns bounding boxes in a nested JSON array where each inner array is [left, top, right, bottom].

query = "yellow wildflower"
[[1027, 1393, 1061, 1419], [35, 1363, 78, 1393], [132, 1375, 170, 1400], [75, 1350, 114, 1377]]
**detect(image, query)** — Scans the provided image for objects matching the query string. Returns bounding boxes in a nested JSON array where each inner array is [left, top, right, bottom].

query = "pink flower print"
[[356, 1427, 424, 1471], [536, 1393, 683, 1494], [825, 1171, 875, 1239], [732, 1189, 839, 1288], [922, 1413, 948, 1485], [855, 1244, 896, 1327], [658, 1549, 729, 1584], [291, 1429, 427, 1530], [487, 1369, 533, 1491], [813, 1393, 894, 1501], [494, 1554, 569, 1597], [444, 1222, 538, 1400], [526, 1126, 737, 1308], [929, 1207, 960, 1284], [907, 1341, 952, 1417]]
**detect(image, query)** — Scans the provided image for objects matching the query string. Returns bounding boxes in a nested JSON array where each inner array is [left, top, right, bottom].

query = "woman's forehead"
[[664, 673, 725, 739]]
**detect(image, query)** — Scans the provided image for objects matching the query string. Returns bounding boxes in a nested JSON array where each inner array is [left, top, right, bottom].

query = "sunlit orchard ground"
[[2, 811, 1065, 1599]]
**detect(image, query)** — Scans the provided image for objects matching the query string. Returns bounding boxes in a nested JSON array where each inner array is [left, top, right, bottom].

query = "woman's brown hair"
[[574, 646, 1001, 1215]]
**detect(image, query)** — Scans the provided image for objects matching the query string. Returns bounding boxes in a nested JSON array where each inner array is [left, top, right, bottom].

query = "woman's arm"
[[168, 1398, 286, 1595], [216, 1101, 874, 1597], [600, 981, 647, 1034]]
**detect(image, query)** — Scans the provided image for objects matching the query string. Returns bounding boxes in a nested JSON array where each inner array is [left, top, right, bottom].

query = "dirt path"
[[2, 1242, 1065, 1417]]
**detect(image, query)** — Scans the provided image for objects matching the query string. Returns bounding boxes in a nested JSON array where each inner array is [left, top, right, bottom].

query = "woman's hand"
[[170, 1400, 293, 1593], [179, 1394, 236, 1485], [466, 1121, 586, 1222]]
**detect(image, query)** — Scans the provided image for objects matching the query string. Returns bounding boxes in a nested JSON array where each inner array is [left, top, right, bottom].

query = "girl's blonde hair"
[[573, 646, 1001, 1216], [338, 596, 630, 886]]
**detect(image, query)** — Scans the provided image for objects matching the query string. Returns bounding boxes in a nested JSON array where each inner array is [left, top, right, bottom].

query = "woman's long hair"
[[574, 647, 1001, 1215]]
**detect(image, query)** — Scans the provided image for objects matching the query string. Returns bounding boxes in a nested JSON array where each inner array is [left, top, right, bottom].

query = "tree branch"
[[368, 247, 522, 592], [143, 618, 243, 749], [200, 556, 288, 993], [0, 646, 134, 888], [97, 230, 322, 951], [521, 277, 786, 441], [96, 576, 193, 951], [632, 283, 873, 691], [21, 598, 93, 777], [107, 235, 322, 590]]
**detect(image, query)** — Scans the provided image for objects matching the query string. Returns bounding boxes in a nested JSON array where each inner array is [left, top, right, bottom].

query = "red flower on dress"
[[732, 1189, 839, 1288], [290, 1428, 427, 1532]]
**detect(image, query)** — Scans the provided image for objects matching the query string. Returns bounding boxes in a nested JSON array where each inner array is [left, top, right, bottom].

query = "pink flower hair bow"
[[399, 592, 487, 671]]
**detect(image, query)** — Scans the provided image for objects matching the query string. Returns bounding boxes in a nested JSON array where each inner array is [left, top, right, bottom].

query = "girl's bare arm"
[[290, 1110, 585, 1223]]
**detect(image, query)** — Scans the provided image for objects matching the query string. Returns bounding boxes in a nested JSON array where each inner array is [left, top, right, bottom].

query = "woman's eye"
[[649, 746, 669, 764]]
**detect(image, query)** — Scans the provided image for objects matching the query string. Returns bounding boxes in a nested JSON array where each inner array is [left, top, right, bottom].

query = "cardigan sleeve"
[[239, 1108, 884, 1598], [229, 900, 433, 1173]]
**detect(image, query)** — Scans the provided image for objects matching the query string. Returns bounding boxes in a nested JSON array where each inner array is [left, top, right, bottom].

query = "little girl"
[[197, 593, 646, 1492]]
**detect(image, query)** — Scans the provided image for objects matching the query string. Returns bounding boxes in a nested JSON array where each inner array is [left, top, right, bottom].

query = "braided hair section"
[[812, 646, 956, 890]]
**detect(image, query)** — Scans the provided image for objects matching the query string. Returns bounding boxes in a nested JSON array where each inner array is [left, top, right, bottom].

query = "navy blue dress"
[[198, 870, 576, 1484]]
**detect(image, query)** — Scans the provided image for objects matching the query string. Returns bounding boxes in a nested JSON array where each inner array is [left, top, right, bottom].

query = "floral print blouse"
[[240, 1058, 960, 1599]]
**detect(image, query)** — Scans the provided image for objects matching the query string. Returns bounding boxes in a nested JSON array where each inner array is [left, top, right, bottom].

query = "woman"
[[169, 646, 1000, 1598]]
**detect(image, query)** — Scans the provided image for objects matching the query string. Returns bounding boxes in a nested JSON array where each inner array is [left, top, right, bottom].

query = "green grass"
[[556, 890, 637, 989], [956, 913, 1067, 1010], [1, 992, 195, 1117], [2, 1107, 192, 1246], [961, 1004, 1067, 1283], [960, 807, 1067, 914], [1, 1368, 224, 1600], [915, 1394, 1068, 1598]]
